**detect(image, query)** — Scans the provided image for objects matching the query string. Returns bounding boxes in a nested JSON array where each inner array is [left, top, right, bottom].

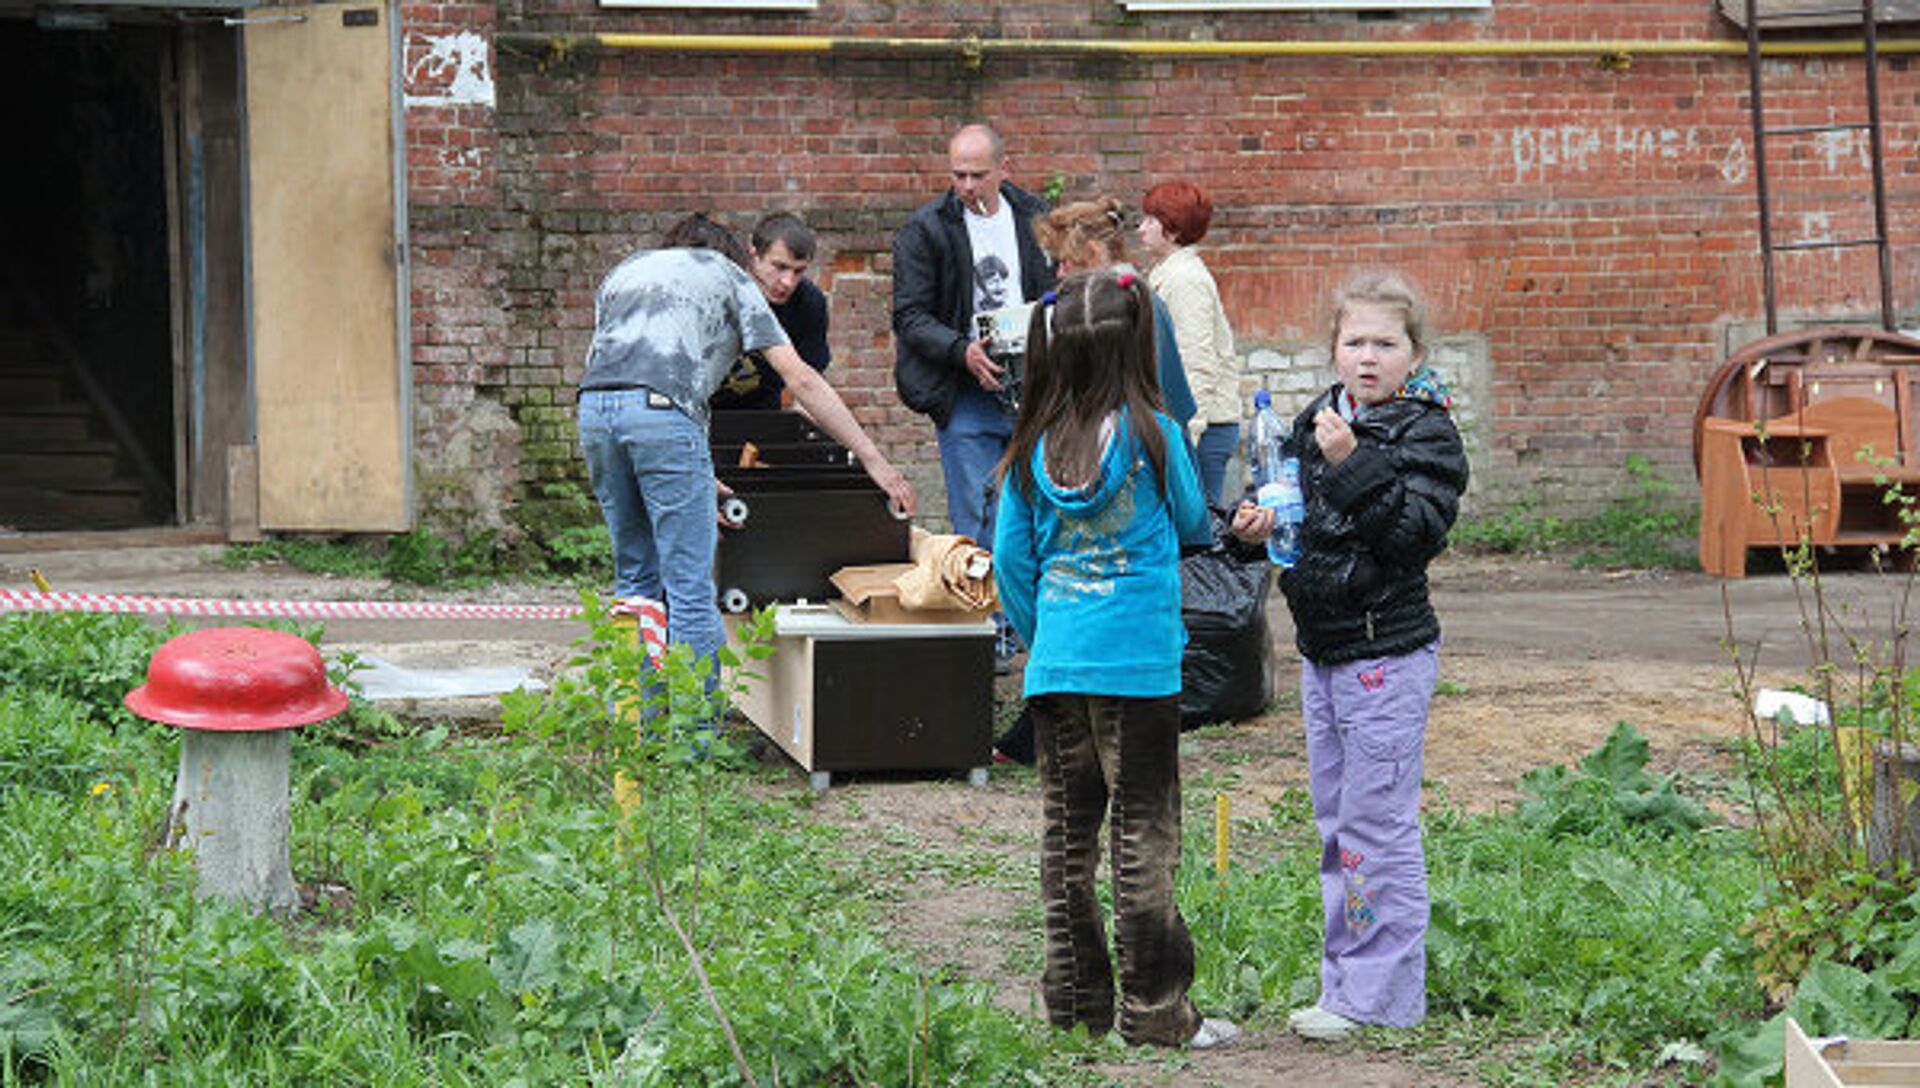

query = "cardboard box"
[[1786, 1016, 1920, 1087], [830, 563, 992, 626]]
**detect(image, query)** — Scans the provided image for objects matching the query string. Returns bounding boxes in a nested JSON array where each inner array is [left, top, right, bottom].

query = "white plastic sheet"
[[344, 653, 545, 701]]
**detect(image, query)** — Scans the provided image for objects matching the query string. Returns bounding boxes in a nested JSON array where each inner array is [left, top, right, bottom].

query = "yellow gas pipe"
[[497, 29, 1920, 67]]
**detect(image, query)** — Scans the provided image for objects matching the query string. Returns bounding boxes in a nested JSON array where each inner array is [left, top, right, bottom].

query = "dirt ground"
[[0, 540, 1894, 1086], [804, 555, 1856, 1088]]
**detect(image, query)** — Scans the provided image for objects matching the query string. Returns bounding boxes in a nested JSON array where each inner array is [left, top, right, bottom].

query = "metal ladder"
[[1744, 0, 1897, 333]]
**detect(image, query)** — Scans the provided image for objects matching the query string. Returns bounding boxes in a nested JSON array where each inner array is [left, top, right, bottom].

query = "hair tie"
[[1106, 208, 1124, 228], [1115, 271, 1135, 289], [1040, 290, 1057, 305]]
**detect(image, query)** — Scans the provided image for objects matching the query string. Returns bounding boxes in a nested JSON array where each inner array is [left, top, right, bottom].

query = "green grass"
[[220, 481, 617, 588], [0, 611, 1086, 1086], [1452, 455, 1699, 571], [11, 609, 1908, 1087], [1174, 727, 1763, 1085], [222, 529, 520, 588]]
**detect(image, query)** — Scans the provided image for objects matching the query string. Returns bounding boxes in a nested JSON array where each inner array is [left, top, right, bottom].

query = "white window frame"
[[598, 0, 816, 8], [1121, 0, 1487, 9]]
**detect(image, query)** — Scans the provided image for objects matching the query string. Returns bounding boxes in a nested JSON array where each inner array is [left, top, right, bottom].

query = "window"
[[1120, 0, 1486, 9], [598, 0, 816, 8]]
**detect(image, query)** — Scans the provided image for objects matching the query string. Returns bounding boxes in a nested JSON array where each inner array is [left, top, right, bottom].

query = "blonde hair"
[[1035, 196, 1128, 268], [1328, 271, 1427, 357]]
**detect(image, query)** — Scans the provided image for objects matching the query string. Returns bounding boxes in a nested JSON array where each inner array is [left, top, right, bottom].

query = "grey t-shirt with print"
[[580, 248, 789, 429]]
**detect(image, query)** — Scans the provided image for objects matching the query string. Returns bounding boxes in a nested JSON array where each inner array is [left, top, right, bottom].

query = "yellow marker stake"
[[1214, 793, 1230, 878], [29, 569, 51, 592], [610, 606, 644, 815]]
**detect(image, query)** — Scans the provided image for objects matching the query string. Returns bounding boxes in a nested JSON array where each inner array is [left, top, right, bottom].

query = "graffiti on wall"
[[1509, 122, 1899, 186], [1506, 125, 1749, 183], [405, 31, 495, 109]]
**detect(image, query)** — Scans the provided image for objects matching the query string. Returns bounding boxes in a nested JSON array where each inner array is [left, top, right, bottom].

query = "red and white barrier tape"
[[0, 587, 668, 659]]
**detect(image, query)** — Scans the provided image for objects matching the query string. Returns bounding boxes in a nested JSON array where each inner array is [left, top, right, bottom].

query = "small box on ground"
[[726, 604, 994, 791], [1786, 1016, 1920, 1087]]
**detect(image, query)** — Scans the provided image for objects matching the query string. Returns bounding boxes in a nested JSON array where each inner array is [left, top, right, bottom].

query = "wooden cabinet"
[[1698, 419, 1840, 577], [726, 605, 995, 790], [1693, 330, 1920, 578]]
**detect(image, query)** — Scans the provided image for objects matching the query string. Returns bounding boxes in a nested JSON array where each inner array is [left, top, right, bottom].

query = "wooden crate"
[[1787, 1016, 1920, 1087]]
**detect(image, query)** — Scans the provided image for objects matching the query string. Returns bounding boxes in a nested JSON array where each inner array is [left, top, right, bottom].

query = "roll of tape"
[[720, 587, 751, 614], [721, 496, 750, 525]]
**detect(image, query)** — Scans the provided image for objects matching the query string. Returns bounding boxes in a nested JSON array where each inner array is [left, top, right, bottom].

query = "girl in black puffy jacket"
[[1232, 271, 1468, 1041]]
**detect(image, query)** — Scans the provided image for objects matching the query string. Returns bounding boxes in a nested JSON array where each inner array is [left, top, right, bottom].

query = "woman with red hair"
[[1140, 181, 1242, 507]]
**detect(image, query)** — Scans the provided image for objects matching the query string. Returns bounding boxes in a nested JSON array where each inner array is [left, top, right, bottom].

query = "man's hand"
[[767, 342, 918, 520], [965, 340, 1005, 392], [715, 478, 745, 529], [858, 455, 916, 519]]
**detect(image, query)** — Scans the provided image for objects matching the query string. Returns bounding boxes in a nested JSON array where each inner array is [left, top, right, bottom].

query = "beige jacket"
[[1148, 245, 1240, 430]]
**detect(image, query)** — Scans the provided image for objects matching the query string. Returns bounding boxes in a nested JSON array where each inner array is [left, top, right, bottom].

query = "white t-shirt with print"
[[964, 200, 1025, 315]]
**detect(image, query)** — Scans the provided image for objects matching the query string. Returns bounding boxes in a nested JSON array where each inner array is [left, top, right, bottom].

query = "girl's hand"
[[1229, 501, 1274, 544], [1314, 407, 1356, 466]]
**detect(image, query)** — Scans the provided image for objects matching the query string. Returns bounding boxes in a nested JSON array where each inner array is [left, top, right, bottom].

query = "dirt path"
[[2, 543, 1899, 1085], [780, 557, 1889, 1087]]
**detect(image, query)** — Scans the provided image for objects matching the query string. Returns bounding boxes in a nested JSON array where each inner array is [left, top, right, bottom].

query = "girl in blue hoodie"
[[992, 269, 1236, 1050]]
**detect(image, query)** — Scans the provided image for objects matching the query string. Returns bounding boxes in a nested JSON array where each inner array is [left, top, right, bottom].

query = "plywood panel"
[[246, 3, 408, 531]]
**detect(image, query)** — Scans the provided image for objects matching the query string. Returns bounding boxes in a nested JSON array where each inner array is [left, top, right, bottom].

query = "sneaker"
[[991, 748, 1016, 765], [1189, 1017, 1240, 1050], [1288, 1005, 1359, 1041]]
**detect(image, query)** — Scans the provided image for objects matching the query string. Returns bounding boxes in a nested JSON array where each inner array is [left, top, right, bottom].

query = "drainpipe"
[[496, 30, 1920, 68]]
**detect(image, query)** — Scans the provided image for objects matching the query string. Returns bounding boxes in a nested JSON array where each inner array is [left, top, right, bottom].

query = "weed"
[[0, 611, 172, 726], [514, 482, 614, 584], [227, 530, 509, 587], [1453, 455, 1698, 570], [1706, 457, 1920, 1085], [1516, 722, 1712, 839], [221, 535, 375, 580], [1568, 455, 1698, 570], [0, 608, 1085, 1086], [1451, 496, 1571, 556]]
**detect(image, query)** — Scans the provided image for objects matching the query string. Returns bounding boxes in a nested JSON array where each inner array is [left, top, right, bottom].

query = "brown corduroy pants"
[[1032, 692, 1201, 1047]]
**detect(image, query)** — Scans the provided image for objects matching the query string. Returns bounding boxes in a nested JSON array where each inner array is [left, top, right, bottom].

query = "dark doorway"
[[0, 19, 175, 530]]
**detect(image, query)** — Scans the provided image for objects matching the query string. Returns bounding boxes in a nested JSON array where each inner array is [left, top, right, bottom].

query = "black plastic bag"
[[1179, 518, 1274, 730]]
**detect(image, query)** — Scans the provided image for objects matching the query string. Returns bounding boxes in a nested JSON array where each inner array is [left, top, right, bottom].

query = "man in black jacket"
[[711, 212, 832, 412], [891, 123, 1055, 552]]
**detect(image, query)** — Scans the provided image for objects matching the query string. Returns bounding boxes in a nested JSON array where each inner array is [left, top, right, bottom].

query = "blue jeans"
[[1195, 422, 1242, 508], [935, 386, 1013, 544], [578, 390, 726, 666], [938, 387, 1019, 660]]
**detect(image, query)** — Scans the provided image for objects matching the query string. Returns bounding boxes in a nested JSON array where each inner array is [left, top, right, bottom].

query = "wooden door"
[[244, 2, 409, 531]]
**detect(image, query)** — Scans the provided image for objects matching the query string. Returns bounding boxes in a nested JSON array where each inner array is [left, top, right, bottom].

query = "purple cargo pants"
[[1299, 639, 1439, 1028]]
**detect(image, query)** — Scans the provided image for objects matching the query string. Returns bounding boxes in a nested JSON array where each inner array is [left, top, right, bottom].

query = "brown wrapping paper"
[[893, 526, 997, 611]]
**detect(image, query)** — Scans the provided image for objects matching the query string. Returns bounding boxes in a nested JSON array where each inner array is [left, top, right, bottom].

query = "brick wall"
[[400, 0, 1920, 534]]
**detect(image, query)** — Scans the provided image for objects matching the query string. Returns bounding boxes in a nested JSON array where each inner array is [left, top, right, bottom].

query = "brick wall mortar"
[[400, 2, 1920, 532]]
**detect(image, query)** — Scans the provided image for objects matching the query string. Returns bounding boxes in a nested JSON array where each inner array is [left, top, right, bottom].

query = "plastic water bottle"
[[1249, 389, 1303, 568]]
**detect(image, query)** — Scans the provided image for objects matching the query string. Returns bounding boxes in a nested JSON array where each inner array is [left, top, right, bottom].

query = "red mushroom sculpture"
[[126, 627, 348, 913]]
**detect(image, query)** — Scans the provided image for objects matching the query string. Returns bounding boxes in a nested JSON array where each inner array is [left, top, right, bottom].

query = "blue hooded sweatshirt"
[[993, 410, 1212, 699]]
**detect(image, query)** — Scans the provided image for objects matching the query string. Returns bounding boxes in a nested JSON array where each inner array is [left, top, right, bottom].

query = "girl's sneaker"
[[1288, 1005, 1359, 1041], [1189, 1017, 1241, 1050]]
